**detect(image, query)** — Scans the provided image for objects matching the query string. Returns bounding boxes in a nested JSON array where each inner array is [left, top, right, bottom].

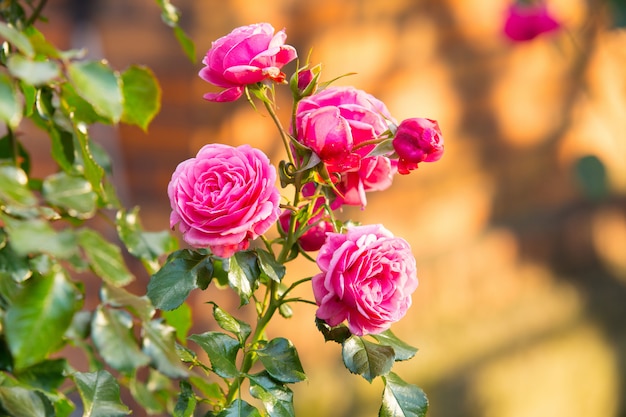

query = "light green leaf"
[[228, 250, 260, 306], [147, 249, 213, 311], [91, 306, 151, 373], [43, 171, 97, 218], [371, 330, 418, 361], [101, 284, 155, 321], [173, 379, 196, 417], [256, 338, 306, 383], [215, 399, 262, 417], [249, 371, 295, 417], [209, 302, 252, 346], [7, 55, 60, 86], [67, 60, 123, 123], [73, 370, 131, 417], [0, 165, 37, 207], [189, 331, 240, 378], [380, 372, 428, 417], [174, 26, 196, 62], [0, 22, 34, 57], [162, 302, 192, 344], [78, 229, 134, 287], [60, 83, 108, 125], [72, 120, 105, 198], [121, 65, 161, 131], [0, 386, 51, 417], [0, 74, 23, 129], [342, 336, 394, 383], [116, 207, 178, 265], [4, 267, 79, 369], [129, 370, 165, 415], [142, 320, 189, 378], [189, 375, 224, 402]]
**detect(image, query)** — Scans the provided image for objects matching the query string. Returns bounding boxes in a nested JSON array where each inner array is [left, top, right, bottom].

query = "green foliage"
[[380, 373, 429, 417]]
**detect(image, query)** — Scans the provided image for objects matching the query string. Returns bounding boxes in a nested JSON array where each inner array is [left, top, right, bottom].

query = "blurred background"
[[35, 0, 626, 416]]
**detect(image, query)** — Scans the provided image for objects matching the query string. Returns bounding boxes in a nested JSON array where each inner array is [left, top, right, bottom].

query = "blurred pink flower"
[[199, 23, 297, 102], [168, 144, 281, 257], [312, 224, 418, 336], [295, 86, 397, 207], [392, 118, 444, 175], [503, 2, 561, 42]]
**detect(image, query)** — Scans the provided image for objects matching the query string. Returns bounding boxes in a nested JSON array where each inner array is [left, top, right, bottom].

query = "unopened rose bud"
[[392, 118, 444, 175]]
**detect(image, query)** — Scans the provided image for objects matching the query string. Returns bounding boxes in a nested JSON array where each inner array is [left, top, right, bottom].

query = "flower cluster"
[[169, 22, 444, 337]]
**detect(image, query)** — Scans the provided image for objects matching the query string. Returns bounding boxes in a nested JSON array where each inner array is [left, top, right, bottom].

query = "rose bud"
[[392, 118, 444, 175]]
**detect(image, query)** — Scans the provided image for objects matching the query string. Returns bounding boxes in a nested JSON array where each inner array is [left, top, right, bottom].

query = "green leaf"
[[147, 249, 213, 311], [0, 243, 31, 283], [15, 358, 67, 391], [72, 122, 106, 199], [7, 55, 60, 86], [173, 379, 196, 417], [48, 124, 76, 173], [73, 370, 131, 417], [574, 154, 609, 201], [121, 65, 161, 131], [91, 306, 151, 373], [256, 249, 286, 283], [228, 251, 260, 306], [189, 375, 224, 402], [60, 83, 109, 125], [209, 302, 252, 345], [78, 229, 134, 287], [4, 267, 79, 369], [116, 207, 178, 264], [249, 372, 295, 417], [0, 132, 31, 173], [342, 336, 395, 382], [215, 399, 262, 417], [1, 216, 77, 258], [315, 318, 351, 344], [380, 372, 428, 417], [129, 370, 165, 415], [100, 284, 155, 321], [42, 171, 97, 218], [371, 330, 418, 361], [142, 320, 189, 378], [162, 302, 192, 344], [0, 386, 52, 417], [173, 26, 196, 63], [0, 22, 34, 57], [188, 332, 240, 378], [0, 165, 36, 207], [67, 60, 123, 123], [256, 338, 306, 383]]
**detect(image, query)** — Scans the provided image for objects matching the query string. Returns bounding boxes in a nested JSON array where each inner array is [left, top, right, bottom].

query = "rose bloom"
[[168, 144, 281, 258], [392, 118, 444, 175], [312, 224, 418, 336], [295, 86, 397, 207], [199, 23, 297, 102], [503, 2, 561, 42]]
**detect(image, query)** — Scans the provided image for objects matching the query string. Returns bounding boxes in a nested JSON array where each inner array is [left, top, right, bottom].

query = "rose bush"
[[393, 117, 445, 174], [168, 143, 281, 257], [295, 86, 397, 207], [199, 22, 297, 101], [312, 224, 418, 336]]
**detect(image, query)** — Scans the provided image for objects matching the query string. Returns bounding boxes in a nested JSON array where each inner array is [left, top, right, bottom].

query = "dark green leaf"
[[371, 330, 418, 361], [0, 132, 31, 173], [1, 216, 77, 258], [173, 379, 196, 417], [15, 358, 67, 391], [67, 60, 123, 123], [188, 331, 240, 378], [574, 154, 608, 201], [73, 370, 131, 417], [315, 318, 351, 344], [91, 306, 151, 373], [48, 125, 76, 173], [78, 229, 134, 287], [116, 207, 178, 264], [162, 302, 192, 344], [342, 336, 394, 382], [7, 55, 60, 86], [249, 372, 295, 417], [142, 320, 189, 378], [210, 302, 251, 345], [42, 172, 97, 218], [121, 65, 161, 131], [215, 399, 262, 417], [380, 372, 428, 417], [0, 386, 51, 417], [4, 267, 79, 369], [147, 249, 213, 311], [100, 284, 155, 321], [0, 165, 36, 207], [0, 241, 31, 283], [256, 249, 286, 283], [228, 250, 260, 306], [256, 338, 306, 383]]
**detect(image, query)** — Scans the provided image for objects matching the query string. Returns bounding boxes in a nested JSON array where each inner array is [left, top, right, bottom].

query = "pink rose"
[[312, 224, 418, 336], [295, 86, 397, 207], [392, 118, 444, 175], [168, 144, 281, 258], [199, 23, 297, 102], [503, 2, 561, 42]]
